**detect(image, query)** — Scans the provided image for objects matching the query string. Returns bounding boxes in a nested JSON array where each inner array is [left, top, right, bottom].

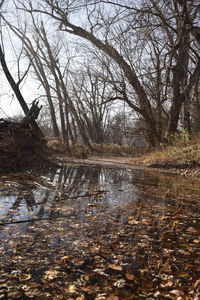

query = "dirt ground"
[[56, 155, 200, 178]]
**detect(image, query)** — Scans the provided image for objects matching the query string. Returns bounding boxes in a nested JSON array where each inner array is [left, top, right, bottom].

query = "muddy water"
[[0, 165, 200, 299]]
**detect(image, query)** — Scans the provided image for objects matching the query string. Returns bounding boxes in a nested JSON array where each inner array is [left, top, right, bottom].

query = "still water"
[[0, 165, 158, 225], [0, 164, 199, 299]]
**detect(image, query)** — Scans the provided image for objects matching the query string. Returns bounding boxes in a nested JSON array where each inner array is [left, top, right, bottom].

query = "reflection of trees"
[[0, 165, 165, 226], [0, 190, 37, 225], [0, 165, 105, 224]]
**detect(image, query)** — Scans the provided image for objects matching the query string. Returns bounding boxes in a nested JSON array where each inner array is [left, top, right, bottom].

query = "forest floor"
[[0, 143, 200, 299], [55, 154, 200, 179], [1, 129, 200, 299], [0, 159, 200, 299], [54, 135, 200, 178]]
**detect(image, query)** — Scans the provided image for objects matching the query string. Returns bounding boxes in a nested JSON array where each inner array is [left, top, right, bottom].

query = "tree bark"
[[59, 17, 160, 147], [167, 4, 190, 135], [0, 44, 44, 137]]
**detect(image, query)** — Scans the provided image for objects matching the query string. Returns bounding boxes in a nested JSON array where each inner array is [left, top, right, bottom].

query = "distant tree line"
[[0, 0, 199, 150]]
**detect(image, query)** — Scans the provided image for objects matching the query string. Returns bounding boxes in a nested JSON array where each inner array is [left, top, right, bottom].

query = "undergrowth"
[[133, 131, 200, 168], [47, 138, 135, 157]]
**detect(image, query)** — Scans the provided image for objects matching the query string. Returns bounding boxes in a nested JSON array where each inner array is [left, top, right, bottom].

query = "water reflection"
[[0, 165, 143, 225], [0, 165, 200, 299], [0, 164, 199, 226]]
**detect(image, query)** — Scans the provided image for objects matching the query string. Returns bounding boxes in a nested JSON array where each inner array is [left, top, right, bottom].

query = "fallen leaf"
[[180, 243, 190, 248], [91, 245, 101, 253], [113, 279, 126, 288], [125, 272, 135, 280], [57, 227, 64, 232], [194, 279, 200, 288], [178, 249, 189, 255], [68, 284, 78, 294], [160, 281, 173, 288], [96, 193, 102, 198], [19, 273, 31, 281], [107, 296, 119, 300], [128, 220, 139, 225], [169, 289, 185, 297], [44, 270, 59, 280], [193, 239, 200, 244], [87, 203, 97, 207], [177, 272, 190, 278], [141, 219, 150, 225], [82, 274, 89, 281], [76, 295, 85, 300], [108, 264, 123, 271], [61, 256, 69, 263], [186, 227, 198, 233]]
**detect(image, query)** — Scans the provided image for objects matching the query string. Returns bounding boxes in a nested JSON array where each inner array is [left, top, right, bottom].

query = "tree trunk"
[[183, 98, 191, 134], [59, 18, 160, 147], [0, 44, 44, 138], [167, 9, 190, 135]]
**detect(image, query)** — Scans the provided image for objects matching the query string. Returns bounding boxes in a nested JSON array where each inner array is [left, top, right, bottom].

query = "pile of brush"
[[0, 102, 55, 173]]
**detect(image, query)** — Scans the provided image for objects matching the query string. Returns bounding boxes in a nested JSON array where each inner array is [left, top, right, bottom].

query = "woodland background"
[[0, 0, 199, 153]]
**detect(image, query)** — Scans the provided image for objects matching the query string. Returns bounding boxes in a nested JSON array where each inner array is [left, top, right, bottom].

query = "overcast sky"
[[0, 0, 85, 119]]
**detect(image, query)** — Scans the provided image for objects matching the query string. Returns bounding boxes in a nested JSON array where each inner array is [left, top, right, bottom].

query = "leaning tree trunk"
[[0, 44, 44, 138], [56, 16, 161, 148]]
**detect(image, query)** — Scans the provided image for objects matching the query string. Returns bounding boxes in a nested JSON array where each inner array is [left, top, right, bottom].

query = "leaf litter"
[[0, 164, 200, 299]]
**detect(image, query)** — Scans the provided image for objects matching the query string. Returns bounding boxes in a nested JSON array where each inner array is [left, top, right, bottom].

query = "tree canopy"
[[0, 0, 200, 149]]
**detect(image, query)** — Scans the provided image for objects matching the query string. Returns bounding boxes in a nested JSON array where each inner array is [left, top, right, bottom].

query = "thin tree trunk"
[[0, 44, 44, 137]]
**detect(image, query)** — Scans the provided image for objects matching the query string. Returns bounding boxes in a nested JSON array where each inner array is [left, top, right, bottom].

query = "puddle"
[[0, 164, 200, 299], [0, 166, 144, 225]]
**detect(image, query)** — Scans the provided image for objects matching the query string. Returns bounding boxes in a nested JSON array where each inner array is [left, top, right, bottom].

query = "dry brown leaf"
[[193, 239, 200, 243], [76, 295, 85, 300], [128, 220, 139, 225], [169, 289, 184, 297], [186, 227, 198, 233], [125, 272, 135, 280], [108, 264, 123, 271], [142, 282, 154, 290], [19, 273, 31, 281], [177, 272, 190, 278], [194, 279, 200, 288], [68, 284, 78, 294], [107, 296, 119, 300], [43, 270, 59, 280], [91, 245, 101, 253], [61, 256, 69, 264], [113, 279, 126, 287], [178, 249, 189, 255], [141, 218, 150, 225]]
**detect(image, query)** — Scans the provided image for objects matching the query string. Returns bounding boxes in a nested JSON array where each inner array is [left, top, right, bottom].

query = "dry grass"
[[47, 134, 200, 176], [47, 139, 135, 157], [93, 143, 135, 156], [130, 138, 200, 169], [47, 138, 64, 151]]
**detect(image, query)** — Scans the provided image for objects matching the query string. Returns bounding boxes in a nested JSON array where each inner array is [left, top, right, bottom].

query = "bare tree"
[[2, 16, 60, 138], [17, 0, 199, 146], [5, 0, 200, 150], [17, 0, 161, 148], [70, 64, 112, 144], [0, 2, 43, 136]]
